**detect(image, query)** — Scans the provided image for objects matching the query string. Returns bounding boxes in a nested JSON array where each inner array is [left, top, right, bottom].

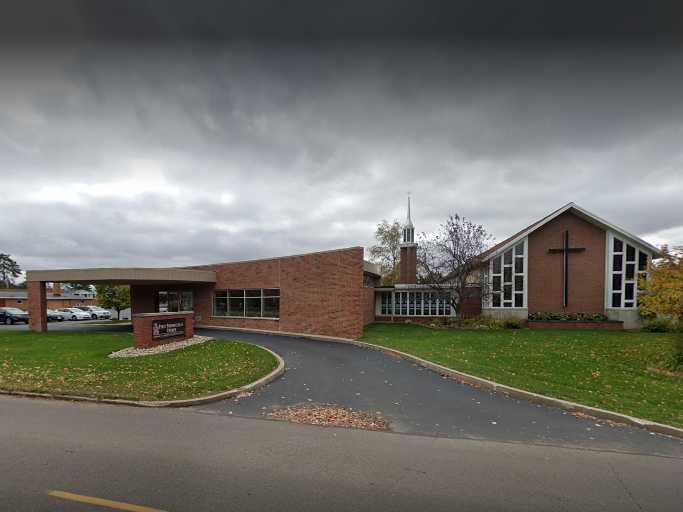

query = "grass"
[[0, 331, 277, 401], [361, 323, 683, 428]]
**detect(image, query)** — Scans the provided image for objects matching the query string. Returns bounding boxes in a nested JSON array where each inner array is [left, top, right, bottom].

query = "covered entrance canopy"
[[25, 267, 217, 332]]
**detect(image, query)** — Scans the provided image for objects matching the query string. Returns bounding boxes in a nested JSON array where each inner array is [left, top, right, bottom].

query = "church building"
[[372, 201, 660, 329], [26, 200, 660, 338]]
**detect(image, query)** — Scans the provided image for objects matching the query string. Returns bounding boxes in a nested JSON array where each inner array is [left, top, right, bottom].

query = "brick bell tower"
[[398, 195, 418, 284]]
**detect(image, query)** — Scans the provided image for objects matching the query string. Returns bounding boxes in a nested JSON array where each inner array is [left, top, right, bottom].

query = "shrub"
[[528, 312, 608, 322], [450, 315, 503, 330], [502, 318, 523, 329], [642, 318, 672, 333], [665, 334, 683, 372]]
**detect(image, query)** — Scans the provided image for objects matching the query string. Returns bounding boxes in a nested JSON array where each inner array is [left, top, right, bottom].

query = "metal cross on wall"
[[547, 230, 586, 307]]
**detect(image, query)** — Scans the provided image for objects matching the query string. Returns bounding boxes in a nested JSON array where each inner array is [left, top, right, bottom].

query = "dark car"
[[0, 307, 29, 325]]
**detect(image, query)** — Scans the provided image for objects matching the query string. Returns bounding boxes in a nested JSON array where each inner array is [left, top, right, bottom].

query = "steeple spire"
[[402, 194, 415, 244], [406, 194, 413, 227]]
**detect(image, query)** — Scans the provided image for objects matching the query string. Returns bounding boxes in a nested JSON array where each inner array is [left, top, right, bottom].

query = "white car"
[[58, 308, 92, 321], [76, 306, 112, 319]]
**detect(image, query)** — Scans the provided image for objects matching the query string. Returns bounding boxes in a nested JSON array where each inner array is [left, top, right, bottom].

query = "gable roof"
[[480, 202, 661, 261]]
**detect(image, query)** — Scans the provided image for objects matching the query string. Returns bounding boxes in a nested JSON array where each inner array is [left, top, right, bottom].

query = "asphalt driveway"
[[193, 328, 683, 456]]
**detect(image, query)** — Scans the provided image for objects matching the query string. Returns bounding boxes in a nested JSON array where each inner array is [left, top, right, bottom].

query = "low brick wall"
[[133, 311, 194, 348], [528, 320, 623, 330]]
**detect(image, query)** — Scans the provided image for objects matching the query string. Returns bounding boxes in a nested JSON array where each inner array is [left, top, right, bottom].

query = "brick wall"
[[527, 211, 606, 314], [460, 288, 482, 318], [193, 247, 366, 339], [27, 281, 47, 332], [362, 287, 376, 325], [399, 245, 417, 284]]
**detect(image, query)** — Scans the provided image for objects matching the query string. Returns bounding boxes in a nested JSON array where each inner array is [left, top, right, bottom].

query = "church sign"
[[152, 318, 186, 340]]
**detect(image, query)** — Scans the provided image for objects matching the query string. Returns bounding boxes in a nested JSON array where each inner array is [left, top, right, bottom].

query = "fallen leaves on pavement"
[[268, 403, 391, 431]]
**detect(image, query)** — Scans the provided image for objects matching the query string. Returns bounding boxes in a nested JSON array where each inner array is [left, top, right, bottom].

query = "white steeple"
[[402, 194, 415, 244]]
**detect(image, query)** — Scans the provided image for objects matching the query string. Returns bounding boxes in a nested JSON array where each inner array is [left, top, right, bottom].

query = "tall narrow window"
[[488, 240, 525, 308], [609, 235, 649, 309]]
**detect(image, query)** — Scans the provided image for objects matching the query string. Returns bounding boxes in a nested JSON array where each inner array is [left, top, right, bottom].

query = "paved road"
[[1, 395, 682, 511]]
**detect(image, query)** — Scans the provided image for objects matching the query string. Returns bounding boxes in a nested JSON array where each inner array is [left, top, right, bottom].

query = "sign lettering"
[[152, 318, 186, 340]]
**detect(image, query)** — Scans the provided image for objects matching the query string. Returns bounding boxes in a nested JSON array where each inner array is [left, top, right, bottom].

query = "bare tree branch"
[[417, 214, 494, 316]]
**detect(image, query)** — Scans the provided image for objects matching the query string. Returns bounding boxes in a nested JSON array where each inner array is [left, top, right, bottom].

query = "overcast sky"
[[2, 1, 683, 272]]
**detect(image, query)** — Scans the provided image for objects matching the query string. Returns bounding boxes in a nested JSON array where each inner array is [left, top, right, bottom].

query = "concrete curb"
[[198, 325, 683, 440], [0, 343, 285, 408]]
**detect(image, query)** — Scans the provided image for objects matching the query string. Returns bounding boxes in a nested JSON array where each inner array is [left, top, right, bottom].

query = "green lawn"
[[0, 331, 277, 401], [361, 323, 683, 428]]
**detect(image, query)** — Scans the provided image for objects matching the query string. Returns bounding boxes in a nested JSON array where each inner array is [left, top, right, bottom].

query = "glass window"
[[625, 263, 635, 280], [408, 292, 416, 315], [158, 291, 168, 312], [514, 275, 524, 292], [612, 254, 623, 272], [610, 237, 649, 309], [245, 296, 261, 317], [489, 239, 525, 308], [167, 292, 179, 312], [181, 291, 193, 311], [229, 296, 245, 316], [214, 294, 228, 316], [625, 283, 635, 301], [514, 258, 523, 274], [263, 297, 280, 317], [492, 256, 501, 274], [612, 273, 622, 291], [214, 288, 280, 318], [612, 292, 621, 308], [626, 245, 636, 262]]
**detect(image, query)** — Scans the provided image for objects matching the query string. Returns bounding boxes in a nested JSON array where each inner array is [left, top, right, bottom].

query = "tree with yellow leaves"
[[639, 246, 683, 370]]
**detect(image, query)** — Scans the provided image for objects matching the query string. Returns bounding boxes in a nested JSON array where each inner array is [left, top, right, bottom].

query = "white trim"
[[482, 202, 660, 262]]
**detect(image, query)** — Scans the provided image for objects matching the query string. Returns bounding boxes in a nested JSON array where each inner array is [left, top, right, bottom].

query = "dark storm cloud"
[[1, 39, 682, 271], [2, 0, 683, 44]]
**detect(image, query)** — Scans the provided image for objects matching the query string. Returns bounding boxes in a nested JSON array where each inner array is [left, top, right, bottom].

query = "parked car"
[[76, 306, 112, 320], [0, 307, 29, 325], [47, 309, 65, 322], [58, 308, 92, 321]]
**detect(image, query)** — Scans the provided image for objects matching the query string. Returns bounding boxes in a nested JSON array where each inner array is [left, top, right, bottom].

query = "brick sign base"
[[132, 311, 194, 348]]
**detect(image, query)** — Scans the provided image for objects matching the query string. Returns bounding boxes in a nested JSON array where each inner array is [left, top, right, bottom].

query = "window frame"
[[606, 233, 650, 310], [213, 288, 280, 319], [378, 290, 451, 317], [485, 237, 528, 309]]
